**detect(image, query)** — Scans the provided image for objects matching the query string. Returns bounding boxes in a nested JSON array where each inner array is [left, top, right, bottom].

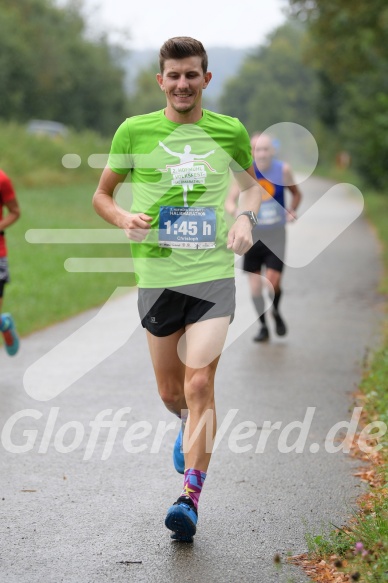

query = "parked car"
[[26, 119, 68, 138]]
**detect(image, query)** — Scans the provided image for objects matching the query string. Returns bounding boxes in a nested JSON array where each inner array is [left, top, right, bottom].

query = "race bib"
[[159, 206, 216, 249], [257, 199, 285, 227]]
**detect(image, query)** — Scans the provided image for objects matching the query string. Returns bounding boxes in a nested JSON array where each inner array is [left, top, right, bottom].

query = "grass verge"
[[2, 182, 136, 338]]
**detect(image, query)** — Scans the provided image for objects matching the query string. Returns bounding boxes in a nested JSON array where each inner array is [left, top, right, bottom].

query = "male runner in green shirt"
[[93, 36, 262, 542]]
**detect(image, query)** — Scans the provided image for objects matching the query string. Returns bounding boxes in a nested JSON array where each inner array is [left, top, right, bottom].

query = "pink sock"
[[181, 468, 206, 509]]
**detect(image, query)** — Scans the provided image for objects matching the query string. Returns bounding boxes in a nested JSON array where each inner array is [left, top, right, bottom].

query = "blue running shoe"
[[173, 425, 185, 474], [0, 313, 19, 356], [170, 532, 194, 543], [165, 496, 198, 542]]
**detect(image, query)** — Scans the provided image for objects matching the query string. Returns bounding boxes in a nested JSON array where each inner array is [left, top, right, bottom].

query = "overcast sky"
[[81, 0, 288, 50]]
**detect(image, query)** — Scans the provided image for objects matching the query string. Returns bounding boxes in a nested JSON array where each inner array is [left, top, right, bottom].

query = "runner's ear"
[[156, 73, 165, 91], [203, 72, 212, 88]]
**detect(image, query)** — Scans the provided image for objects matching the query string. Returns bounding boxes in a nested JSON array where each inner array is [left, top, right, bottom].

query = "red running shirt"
[[0, 170, 16, 257]]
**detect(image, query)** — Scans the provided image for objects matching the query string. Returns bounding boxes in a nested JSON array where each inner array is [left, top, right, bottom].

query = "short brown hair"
[[159, 37, 208, 73]]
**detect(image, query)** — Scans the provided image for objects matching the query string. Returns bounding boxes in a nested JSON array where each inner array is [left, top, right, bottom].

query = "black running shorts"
[[242, 227, 286, 274], [138, 278, 236, 337]]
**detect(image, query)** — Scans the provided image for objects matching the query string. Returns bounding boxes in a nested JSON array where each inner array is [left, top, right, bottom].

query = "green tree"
[[288, 0, 388, 187], [288, 0, 388, 83], [0, 0, 130, 135], [128, 64, 166, 116], [0, 4, 37, 119], [218, 21, 319, 134]]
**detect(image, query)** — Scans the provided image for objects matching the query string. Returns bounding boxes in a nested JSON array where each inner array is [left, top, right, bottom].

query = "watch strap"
[[236, 211, 257, 228]]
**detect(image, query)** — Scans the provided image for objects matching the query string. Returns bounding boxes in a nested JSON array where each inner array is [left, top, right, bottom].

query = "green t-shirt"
[[108, 108, 252, 288]]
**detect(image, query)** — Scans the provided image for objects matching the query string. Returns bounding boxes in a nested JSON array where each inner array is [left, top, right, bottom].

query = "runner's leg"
[[181, 316, 229, 471], [266, 268, 287, 336], [0, 278, 20, 356], [146, 329, 187, 416], [164, 316, 230, 540], [248, 272, 269, 342]]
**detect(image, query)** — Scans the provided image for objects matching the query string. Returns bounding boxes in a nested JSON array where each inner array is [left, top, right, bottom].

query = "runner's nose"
[[177, 75, 189, 90]]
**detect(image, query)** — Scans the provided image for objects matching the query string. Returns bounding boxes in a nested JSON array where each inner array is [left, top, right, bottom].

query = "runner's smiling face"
[[157, 57, 212, 123]]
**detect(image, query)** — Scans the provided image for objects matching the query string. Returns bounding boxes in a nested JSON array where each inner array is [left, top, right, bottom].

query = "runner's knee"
[[158, 382, 184, 408], [266, 271, 281, 291], [185, 371, 214, 405]]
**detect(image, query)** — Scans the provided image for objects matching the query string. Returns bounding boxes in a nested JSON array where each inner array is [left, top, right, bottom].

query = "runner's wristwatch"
[[236, 211, 258, 228]]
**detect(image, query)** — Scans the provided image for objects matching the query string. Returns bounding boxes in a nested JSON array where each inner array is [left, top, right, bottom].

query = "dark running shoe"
[[253, 325, 269, 342], [273, 311, 287, 336]]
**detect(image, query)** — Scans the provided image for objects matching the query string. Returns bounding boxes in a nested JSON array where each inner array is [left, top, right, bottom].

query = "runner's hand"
[[286, 208, 297, 222], [120, 213, 152, 242], [227, 216, 253, 255]]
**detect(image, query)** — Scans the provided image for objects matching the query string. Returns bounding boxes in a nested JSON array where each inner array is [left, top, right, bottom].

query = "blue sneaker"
[[0, 313, 19, 356], [165, 496, 198, 542], [173, 425, 185, 474]]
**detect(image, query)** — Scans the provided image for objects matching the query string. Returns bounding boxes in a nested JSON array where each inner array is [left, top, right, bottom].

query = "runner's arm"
[[0, 199, 21, 230], [226, 165, 262, 255], [284, 163, 302, 220], [92, 166, 152, 241], [225, 174, 240, 216]]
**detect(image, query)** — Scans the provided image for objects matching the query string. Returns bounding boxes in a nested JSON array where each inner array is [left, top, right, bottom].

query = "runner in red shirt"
[[0, 169, 21, 356]]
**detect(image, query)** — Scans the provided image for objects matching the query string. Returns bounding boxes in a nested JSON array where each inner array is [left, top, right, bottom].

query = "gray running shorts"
[[0, 257, 10, 297], [138, 278, 236, 337]]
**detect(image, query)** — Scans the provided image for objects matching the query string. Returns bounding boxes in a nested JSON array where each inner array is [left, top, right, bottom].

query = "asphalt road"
[[0, 176, 382, 583]]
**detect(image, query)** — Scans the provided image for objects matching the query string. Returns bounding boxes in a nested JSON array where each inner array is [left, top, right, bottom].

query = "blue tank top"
[[254, 159, 286, 228]]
